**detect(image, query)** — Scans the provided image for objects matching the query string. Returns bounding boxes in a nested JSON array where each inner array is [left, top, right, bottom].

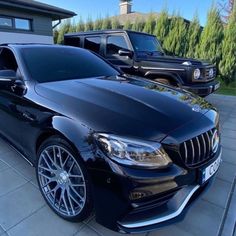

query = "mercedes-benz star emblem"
[[212, 130, 220, 153], [209, 68, 214, 78]]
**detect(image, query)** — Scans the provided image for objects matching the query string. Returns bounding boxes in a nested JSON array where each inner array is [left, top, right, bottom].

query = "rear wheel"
[[36, 136, 93, 222]]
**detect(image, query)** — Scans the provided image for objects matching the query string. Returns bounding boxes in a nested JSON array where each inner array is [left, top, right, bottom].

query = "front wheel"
[[36, 136, 93, 222]]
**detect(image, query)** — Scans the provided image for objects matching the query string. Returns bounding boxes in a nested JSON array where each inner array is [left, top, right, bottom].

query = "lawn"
[[216, 79, 236, 96]]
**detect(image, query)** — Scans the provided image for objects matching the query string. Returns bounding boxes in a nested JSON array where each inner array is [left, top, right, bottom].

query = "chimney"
[[119, 0, 132, 15]]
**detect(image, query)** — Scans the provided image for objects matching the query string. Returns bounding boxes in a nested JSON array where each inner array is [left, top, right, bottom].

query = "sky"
[[39, 0, 216, 26]]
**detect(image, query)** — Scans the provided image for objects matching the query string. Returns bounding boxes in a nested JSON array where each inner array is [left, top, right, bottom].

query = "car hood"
[[136, 53, 210, 66], [35, 76, 215, 141]]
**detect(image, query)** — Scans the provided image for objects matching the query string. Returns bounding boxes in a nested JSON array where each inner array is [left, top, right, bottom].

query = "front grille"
[[179, 128, 216, 167], [204, 67, 216, 80]]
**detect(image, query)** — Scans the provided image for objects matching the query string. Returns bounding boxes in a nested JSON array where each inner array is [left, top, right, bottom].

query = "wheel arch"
[[35, 116, 93, 164], [145, 71, 183, 86]]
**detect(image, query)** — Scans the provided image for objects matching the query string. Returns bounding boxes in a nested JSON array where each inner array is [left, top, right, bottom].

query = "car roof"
[[0, 44, 75, 50], [65, 29, 154, 37]]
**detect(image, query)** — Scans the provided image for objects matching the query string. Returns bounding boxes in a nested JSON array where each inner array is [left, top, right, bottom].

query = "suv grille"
[[179, 128, 216, 167], [204, 67, 216, 80]]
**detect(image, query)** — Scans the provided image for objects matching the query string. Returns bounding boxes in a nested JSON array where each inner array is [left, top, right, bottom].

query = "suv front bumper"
[[182, 80, 220, 97]]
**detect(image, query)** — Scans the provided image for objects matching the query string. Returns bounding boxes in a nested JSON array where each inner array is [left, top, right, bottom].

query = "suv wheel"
[[36, 136, 93, 222]]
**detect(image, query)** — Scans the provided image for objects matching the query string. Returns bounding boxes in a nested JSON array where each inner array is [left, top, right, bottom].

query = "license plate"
[[214, 83, 220, 91], [201, 155, 221, 184]]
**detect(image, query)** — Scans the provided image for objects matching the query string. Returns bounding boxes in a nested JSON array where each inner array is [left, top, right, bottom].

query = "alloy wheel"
[[37, 145, 86, 217]]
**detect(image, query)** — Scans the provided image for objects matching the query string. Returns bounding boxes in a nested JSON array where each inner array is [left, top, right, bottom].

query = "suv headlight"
[[193, 68, 201, 80], [95, 133, 172, 169]]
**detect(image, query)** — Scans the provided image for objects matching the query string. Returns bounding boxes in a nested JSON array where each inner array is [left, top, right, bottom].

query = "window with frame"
[[106, 35, 129, 56], [84, 37, 101, 53], [0, 16, 31, 31], [0, 17, 13, 28]]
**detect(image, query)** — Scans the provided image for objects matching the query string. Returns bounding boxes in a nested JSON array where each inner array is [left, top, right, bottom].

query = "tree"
[[185, 13, 201, 58], [101, 17, 112, 30], [94, 16, 103, 30], [53, 29, 59, 44], [143, 14, 156, 34], [131, 17, 145, 31], [197, 6, 224, 65], [163, 14, 187, 56], [153, 8, 170, 45], [57, 19, 72, 44], [111, 17, 120, 29], [76, 17, 85, 32], [123, 19, 132, 29], [85, 16, 94, 31], [219, 6, 236, 83]]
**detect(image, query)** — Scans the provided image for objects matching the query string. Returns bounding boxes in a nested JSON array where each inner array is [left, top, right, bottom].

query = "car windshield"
[[128, 32, 164, 54], [21, 46, 120, 83]]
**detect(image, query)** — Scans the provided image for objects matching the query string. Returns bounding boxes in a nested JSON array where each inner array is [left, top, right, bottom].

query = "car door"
[[0, 47, 39, 158], [104, 33, 133, 73]]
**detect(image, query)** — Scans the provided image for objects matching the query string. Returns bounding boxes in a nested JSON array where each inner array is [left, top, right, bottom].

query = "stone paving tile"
[[0, 226, 4, 235], [0, 151, 23, 167], [222, 148, 236, 165], [176, 199, 224, 236], [202, 177, 231, 209], [0, 160, 10, 173], [148, 225, 194, 236], [217, 161, 236, 183], [8, 206, 84, 236], [0, 168, 28, 197], [0, 140, 13, 155], [0, 182, 45, 231], [221, 137, 236, 151], [74, 225, 100, 236], [221, 128, 236, 139], [222, 122, 236, 131], [13, 161, 35, 181]]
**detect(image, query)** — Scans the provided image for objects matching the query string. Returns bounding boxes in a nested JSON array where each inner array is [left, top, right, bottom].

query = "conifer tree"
[[185, 13, 201, 58], [94, 16, 103, 30], [111, 17, 120, 29], [143, 14, 156, 34], [197, 6, 223, 65], [76, 17, 85, 32], [123, 19, 132, 30], [57, 19, 71, 44], [163, 14, 187, 56], [131, 17, 145, 31], [154, 8, 170, 45], [101, 17, 112, 30], [85, 16, 94, 31], [219, 6, 236, 84]]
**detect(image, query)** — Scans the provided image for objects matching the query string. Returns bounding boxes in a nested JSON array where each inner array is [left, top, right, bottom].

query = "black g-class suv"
[[64, 30, 220, 97]]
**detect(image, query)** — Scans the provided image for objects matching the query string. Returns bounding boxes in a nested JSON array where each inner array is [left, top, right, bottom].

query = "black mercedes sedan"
[[0, 44, 221, 233]]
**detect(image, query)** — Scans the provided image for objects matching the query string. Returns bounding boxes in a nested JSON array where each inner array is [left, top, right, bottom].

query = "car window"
[[21, 46, 120, 83], [64, 37, 80, 47], [0, 48, 18, 72], [106, 35, 129, 56], [84, 37, 101, 53]]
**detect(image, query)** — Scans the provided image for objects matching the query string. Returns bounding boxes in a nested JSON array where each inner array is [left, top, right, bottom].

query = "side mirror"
[[0, 70, 17, 86], [118, 49, 133, 58]]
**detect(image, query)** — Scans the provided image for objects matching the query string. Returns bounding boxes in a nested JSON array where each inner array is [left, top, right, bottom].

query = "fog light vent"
[[130, 191, 147, 200]]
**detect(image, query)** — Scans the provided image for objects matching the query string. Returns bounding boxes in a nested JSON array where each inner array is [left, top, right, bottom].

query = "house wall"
[[0, 7, 53, 44]]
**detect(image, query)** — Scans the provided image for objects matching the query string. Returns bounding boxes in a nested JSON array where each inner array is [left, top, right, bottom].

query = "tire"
[[36, 135, 93, 222]]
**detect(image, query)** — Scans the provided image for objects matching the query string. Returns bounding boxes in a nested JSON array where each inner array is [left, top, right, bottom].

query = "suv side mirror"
[[0, 70, 17, 87], [118, 49, 133, 58]]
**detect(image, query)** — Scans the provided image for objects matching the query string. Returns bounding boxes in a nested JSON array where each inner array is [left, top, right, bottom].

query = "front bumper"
[[88, 147, 222, 233], [182, 80, 220, 97]]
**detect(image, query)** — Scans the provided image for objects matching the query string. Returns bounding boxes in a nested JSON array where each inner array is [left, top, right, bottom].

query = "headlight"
[[95, 133, 172, 169], [193, 68, 201, 80]]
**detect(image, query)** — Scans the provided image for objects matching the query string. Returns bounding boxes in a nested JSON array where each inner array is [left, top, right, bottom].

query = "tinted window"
[[84, 37, 101, 53], [106, 35, 129, 55], [64, 37, 80, 47], [128, 32, 163, 53], [0, 17, 12, 27], [21, 47, 119, 83], [15, 18, 31, 30]]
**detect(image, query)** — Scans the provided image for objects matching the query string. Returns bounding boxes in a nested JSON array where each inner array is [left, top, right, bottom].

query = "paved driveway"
[[0, 94, 235, 236]]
